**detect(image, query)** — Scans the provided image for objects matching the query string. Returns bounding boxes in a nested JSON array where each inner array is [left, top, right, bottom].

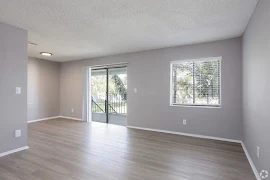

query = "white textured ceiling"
[[0, 0, 258, 62]]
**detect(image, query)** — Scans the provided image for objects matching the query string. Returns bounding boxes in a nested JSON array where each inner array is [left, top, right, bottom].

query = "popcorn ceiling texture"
[[0, 0, 258, 62]]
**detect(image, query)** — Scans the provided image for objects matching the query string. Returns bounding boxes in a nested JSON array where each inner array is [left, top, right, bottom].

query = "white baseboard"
[[0, 146, 29, 158], [27, 116, 61, 123], [59, 116, 83, 121], [28, 116, 83, 123], [241, 142, 261, 180], [127, 125, 242, 143], [127, 125, 261, 179]]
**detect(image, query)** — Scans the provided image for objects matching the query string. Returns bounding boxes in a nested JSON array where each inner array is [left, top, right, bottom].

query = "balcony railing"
[[92, 94, 127, 115]]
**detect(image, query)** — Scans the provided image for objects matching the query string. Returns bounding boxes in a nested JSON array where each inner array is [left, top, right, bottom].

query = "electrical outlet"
[[16, 87, 21, 94], [71, 108, 74, 113], [257, 146, 260, 158], [15, 130, 21, 138], [183, 119, 187, 125]]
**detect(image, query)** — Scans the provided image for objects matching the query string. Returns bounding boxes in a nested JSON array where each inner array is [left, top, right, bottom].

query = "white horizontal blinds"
[[194, 59, 221, 105], [172, 58, 221, 106], [172, 62, 194, 104]]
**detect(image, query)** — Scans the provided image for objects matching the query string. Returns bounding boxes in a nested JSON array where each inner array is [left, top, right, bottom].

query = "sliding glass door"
[[91, 69, 107, 123], [108, 67, 127, 125], [90, 66, 127, 126]]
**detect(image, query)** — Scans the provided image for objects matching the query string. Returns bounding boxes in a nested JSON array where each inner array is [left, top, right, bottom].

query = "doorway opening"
[[89, 66, 127, 126]]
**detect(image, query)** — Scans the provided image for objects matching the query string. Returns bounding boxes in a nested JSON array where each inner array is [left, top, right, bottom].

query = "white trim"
[[90, 62, 128, 70], [27, 116, 83, 123], [27, 116, 61, 123], [170, 56, 222, 64], [0, 146, 29, 158], [59, 116, 83, 121], [241, 142, 261, 180], [170, 104, 221, 108], [127, 125, 241, 143]]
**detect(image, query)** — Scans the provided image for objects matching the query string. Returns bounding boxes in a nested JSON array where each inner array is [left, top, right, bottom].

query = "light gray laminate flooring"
[[0, 118, 255, 180]]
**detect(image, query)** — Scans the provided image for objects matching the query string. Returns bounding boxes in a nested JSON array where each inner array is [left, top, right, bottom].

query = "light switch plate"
[[183, 119, 187, 125], [16, 87, 21, 94], [134, 88, 138, 93], [15, 129, 21, 138]]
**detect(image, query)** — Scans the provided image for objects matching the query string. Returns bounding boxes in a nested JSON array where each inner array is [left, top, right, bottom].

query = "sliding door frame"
[[89, 65, 127, 124], [106, 68, 109, 123]]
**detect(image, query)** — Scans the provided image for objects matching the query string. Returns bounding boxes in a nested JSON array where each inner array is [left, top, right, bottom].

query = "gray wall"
[[242, 0, 270, 173], [0, 22, 28, 153], [28, 57, 60, 121], [60, 38, 243, 140]]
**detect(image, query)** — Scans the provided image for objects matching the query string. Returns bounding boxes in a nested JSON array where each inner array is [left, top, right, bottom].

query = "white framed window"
[[170, 57, 221, 107]]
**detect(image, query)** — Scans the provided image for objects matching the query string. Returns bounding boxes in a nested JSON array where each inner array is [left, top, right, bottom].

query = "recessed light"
[[40, 52, 52, 56]]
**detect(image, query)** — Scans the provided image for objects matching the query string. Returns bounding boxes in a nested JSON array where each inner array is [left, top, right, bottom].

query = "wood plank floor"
[[0, 118, 255, 180]]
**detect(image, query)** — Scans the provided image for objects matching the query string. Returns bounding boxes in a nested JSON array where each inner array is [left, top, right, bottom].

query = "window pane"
[[194, 60, 220, 105], [171, 58, 221, 106], [172, 62, 194, 104]]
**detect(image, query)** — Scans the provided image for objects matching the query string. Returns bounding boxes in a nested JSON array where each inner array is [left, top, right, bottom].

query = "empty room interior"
[[0, 0, 269, 179]]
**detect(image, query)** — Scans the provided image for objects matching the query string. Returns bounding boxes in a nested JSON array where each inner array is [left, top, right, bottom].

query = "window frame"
[[170, 57, 222, 108]]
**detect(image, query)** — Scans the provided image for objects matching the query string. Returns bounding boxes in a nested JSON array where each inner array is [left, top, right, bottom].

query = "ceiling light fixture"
[[40, 52, 52, 56]]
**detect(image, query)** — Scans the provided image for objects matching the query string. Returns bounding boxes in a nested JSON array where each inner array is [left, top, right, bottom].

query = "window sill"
[[170, 104, 221, 108]]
